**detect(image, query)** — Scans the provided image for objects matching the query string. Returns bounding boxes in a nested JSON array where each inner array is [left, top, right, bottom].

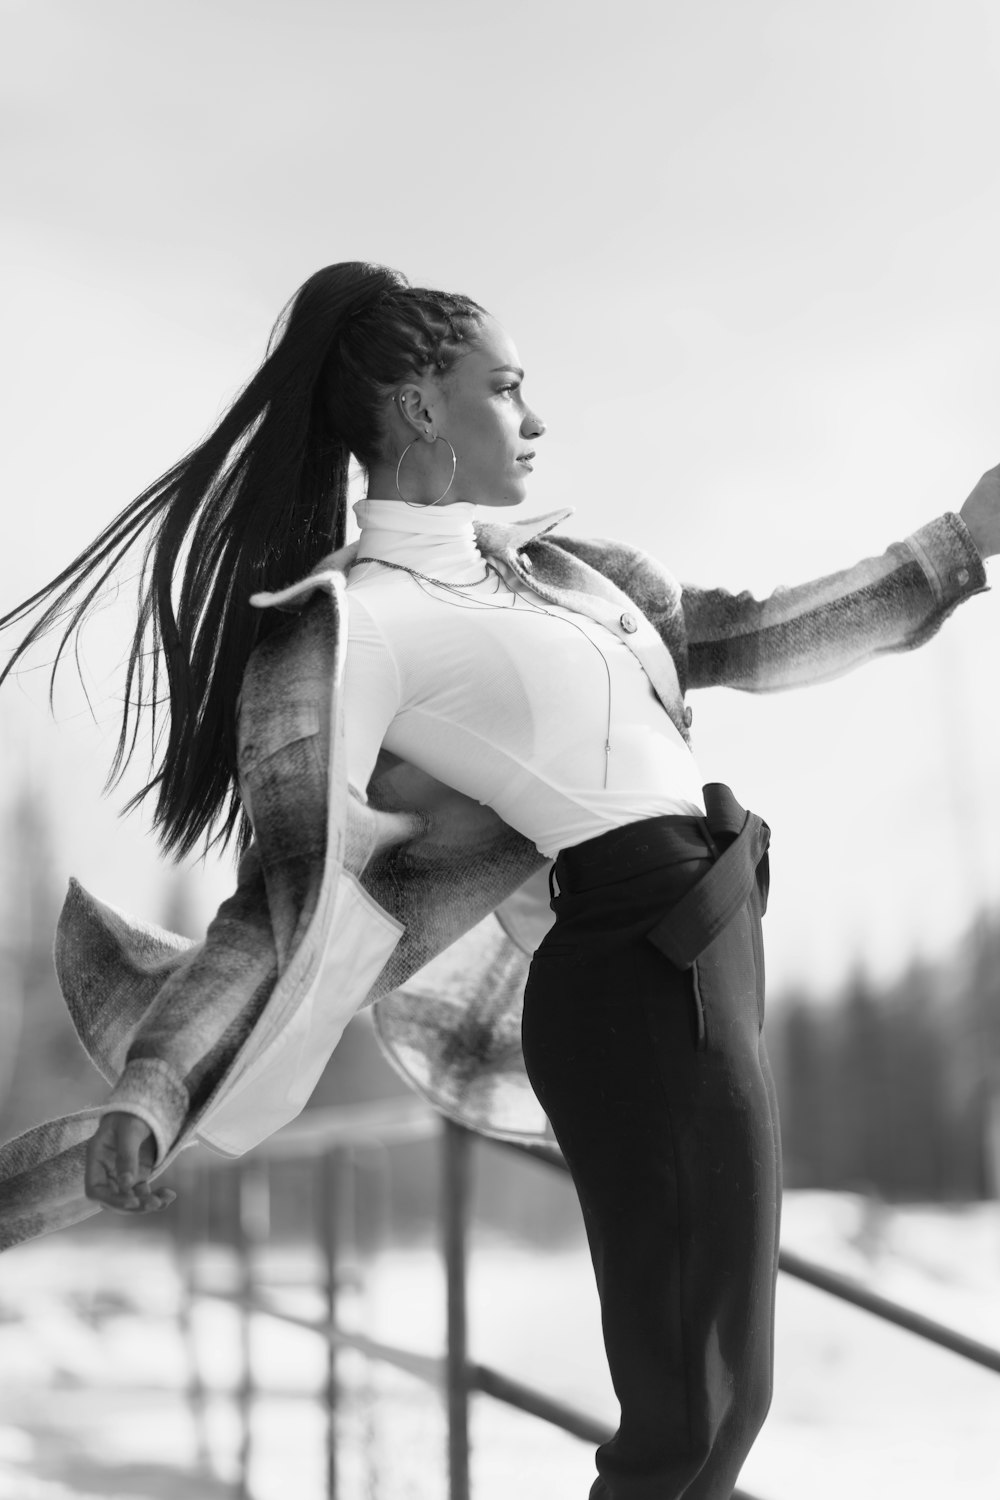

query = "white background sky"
[[3, 0, 1000, 998]]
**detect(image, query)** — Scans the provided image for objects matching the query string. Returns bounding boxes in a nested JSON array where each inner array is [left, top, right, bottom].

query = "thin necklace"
[[353, 554, 614, 789], [354, 556, 491, 589]]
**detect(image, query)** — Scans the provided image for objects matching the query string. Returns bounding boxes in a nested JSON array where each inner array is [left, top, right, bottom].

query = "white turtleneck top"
[[343, 498, 706, 858]]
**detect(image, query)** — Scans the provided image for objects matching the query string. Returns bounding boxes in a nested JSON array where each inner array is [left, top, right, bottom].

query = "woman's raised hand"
[[85, 1111, 177, 1214], [959, 464, 1000, 559]]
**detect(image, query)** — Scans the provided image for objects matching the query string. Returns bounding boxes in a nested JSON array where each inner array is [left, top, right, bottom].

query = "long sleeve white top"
[[342, 499, 705, 858]]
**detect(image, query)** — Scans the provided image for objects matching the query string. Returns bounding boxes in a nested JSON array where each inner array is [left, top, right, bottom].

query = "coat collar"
[[249, 508, 575, 614], [473, 506, 574, 558]]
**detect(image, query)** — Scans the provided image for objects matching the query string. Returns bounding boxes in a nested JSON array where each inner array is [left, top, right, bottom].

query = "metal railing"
[[499, 1136, 1000, 1379], [172, 1100, 1000, 1500], [174, 1097, 443, 1498]]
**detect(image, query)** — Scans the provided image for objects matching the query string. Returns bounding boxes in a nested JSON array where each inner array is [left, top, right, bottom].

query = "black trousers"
[[521, 787, 781, 1500]]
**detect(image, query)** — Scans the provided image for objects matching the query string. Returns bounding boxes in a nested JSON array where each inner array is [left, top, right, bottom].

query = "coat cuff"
[[906, 512, 988, 606], [100, 1058, 190, 1167]]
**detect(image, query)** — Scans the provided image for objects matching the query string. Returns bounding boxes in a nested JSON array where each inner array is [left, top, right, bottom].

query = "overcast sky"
[[3, 0, 1000, 997]]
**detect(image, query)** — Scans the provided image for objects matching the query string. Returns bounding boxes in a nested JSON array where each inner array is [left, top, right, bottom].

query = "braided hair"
[[0, 262, 486, 859]]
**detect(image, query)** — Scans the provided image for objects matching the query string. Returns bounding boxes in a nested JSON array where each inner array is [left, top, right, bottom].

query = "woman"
[[0, 261, 996, 1499]]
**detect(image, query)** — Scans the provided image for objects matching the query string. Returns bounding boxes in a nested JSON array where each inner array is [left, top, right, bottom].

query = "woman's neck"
[[353, 497, 483, 579]]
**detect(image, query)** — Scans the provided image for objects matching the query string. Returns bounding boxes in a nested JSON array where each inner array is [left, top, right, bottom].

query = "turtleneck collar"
[[352, 497, 484, 580]]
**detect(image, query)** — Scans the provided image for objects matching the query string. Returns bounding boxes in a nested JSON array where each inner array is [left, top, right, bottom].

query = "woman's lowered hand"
[[959, 463, 1000, 558], [85, 1111, 176, 1214]]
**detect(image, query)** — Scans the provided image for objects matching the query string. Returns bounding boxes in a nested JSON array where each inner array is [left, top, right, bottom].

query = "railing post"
[[176, 1157, 212, 1473], [442, 1120, 472, 1500], [316, 1149, 342, 1500], [235, 1159, 270, 1499]]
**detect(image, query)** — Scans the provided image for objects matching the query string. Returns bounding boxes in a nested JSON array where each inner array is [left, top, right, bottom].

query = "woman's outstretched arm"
[[680, 467, 998, 693]]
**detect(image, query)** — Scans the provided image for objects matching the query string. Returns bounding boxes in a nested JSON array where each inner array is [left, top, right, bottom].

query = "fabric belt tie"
[[647, 784, 770, 970], [554, 783, 770, 971]]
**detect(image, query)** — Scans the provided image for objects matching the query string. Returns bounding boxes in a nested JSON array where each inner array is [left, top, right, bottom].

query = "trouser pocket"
[[685, 899, 766, 1054]]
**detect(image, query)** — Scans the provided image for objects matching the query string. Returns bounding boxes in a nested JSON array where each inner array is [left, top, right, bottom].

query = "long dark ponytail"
[[0, 261, 484, 861]]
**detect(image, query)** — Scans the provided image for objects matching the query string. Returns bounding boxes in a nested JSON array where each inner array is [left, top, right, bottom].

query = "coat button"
[[520, 553, 534, 572], [957, 567, 970, 586], [682, 706, 694, 729], [619, 611, 638, 633]]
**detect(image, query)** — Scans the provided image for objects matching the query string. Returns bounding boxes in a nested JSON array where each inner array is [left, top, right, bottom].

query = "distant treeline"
[[768, 925, 1000, 1201]]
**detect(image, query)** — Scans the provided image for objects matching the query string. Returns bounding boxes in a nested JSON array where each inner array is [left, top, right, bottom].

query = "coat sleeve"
[[682, 513, 988, 692], [92, 584, 358, 1166]]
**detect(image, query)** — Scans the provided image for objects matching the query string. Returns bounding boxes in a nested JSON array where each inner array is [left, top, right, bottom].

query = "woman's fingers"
[[116, 1179, 177, 1213]]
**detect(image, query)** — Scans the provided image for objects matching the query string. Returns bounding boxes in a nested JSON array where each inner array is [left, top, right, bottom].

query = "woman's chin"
[[456, 469, 533, 508], [500, 472, 532, 506]]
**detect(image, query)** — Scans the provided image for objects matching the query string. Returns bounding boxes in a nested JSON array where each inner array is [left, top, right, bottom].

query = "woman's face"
[[399, 315, 546, 507]]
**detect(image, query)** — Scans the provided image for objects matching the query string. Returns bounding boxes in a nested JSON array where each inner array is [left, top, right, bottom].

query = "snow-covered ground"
[[1, 1193, 998, 1500]]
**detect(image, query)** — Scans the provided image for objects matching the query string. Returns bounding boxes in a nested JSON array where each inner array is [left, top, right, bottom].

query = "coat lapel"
[[475, 513, 685, 728]]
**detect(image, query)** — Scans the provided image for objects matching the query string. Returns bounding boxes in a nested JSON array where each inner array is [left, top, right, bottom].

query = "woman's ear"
[[396, 380, 440, 441]]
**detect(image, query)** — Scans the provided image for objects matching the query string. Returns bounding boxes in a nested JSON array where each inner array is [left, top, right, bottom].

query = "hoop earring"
[[396, 436, 458, 507]]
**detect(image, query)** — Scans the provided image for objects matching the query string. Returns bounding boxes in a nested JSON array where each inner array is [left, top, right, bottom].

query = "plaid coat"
[[0, 507, 986, 1249]]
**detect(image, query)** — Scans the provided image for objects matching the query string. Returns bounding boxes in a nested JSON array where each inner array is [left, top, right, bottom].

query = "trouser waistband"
[[553, 783, 770, 970]]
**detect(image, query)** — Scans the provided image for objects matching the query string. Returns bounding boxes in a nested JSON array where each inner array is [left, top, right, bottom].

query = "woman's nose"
[[522, 408, 546, 440]]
